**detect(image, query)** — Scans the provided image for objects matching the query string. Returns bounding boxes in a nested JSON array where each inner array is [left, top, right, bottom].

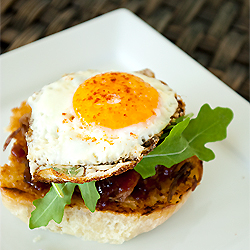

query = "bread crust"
[[1, 186, 192, 244]]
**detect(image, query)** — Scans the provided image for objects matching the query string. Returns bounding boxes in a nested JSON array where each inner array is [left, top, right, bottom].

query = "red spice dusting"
[[72, 72, 159, 129]]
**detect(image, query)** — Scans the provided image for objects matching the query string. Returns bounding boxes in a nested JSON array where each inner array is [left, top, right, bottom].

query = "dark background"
[[1, 0, 249, 101]]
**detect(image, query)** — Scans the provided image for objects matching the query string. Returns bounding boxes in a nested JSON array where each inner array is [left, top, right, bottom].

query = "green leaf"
[[135, 104, 233, 179], [78, 182, 100, 212], [182, 104, 233, 161], [29, 182, 76, 229], [135, 117, 191, 178], [52, 182, 64, 198], [160, 113, 194, 140], [29, 181, 101, 229]]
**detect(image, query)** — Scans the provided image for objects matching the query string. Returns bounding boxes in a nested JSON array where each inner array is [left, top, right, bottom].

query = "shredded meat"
[[3, 127, 22, 151], [3, 113, 30, 151], [167, 162, 193, 203], [0, 102, 49, 198], [95, 157, 202, 214]]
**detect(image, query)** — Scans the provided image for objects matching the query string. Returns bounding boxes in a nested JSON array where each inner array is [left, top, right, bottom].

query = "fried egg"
[[26, 70, 178, 183]]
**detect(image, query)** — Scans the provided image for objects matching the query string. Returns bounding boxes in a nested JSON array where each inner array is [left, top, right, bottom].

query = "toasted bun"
[[1, 186, 192, 244]]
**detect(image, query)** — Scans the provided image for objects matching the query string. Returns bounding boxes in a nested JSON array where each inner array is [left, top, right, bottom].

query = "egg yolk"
[[73, 72, 159, 129]]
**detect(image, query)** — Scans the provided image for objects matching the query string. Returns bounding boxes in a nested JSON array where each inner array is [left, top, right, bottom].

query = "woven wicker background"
[[1, 0, 249, 101]]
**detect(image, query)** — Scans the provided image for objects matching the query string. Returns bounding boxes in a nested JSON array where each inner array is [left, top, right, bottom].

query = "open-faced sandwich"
[[0, 69, 233, 244]]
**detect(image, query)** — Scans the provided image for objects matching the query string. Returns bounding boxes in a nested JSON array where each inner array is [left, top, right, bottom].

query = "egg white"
[[26, 70, 178, 176]]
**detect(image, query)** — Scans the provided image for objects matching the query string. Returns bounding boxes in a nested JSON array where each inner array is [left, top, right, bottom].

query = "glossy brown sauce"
[[11, 143, 26, 160], [96, 164, 178, 210], [96, 169, 140, 209]]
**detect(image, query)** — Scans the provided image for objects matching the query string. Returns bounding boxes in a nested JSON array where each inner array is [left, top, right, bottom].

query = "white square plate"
[[0, 8, 249, 250]]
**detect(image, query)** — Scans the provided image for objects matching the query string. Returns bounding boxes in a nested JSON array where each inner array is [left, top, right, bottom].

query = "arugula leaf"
[[182, 104, 233, 161], [160, 113, 194, 140], [29, 182, 76, 229], [52, 182, 64, 198], [78, 181, 100, 212], [29, 181, 100, 229], [134, 117, 191, 178], [134, 104, 233, 179]]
